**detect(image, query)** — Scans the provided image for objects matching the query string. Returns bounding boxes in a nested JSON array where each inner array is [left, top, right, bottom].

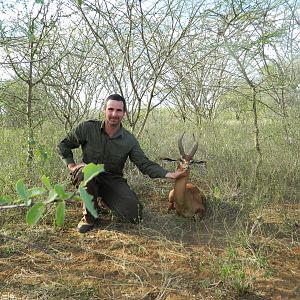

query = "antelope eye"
[[190, 159, 194, 164]]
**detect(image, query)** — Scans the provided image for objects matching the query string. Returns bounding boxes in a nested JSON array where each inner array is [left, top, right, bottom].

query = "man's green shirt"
[[57, 120, 168, 178]]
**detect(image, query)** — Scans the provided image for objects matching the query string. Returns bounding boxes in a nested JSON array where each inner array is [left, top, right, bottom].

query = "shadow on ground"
[[96, 199, 246, 246]]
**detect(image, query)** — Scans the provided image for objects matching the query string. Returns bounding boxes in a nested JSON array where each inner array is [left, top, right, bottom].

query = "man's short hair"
[[106, 94, 126, 112]]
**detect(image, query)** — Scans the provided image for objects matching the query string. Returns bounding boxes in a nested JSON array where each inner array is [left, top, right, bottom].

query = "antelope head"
[[162, 133, 206, 170], [177, 133, 199, 172]]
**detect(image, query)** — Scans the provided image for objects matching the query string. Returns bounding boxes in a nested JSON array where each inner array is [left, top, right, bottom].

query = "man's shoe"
[[77, 217, 95, 233]]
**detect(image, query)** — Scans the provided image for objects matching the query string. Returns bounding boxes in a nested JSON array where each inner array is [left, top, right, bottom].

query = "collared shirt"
[[57, 120, 168, 178]]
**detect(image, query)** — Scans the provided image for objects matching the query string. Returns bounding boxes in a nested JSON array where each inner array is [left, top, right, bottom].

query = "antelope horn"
[[178, 133, 185, 157], [187, 134, 198, 158]]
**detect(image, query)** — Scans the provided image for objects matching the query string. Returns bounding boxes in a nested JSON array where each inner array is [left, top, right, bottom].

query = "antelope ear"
[[161, 157, 177, 162], [193, 160, 207, 165]]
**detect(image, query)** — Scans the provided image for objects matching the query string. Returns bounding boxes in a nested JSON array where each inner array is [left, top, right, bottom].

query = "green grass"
[[0, 110, 299, 299]]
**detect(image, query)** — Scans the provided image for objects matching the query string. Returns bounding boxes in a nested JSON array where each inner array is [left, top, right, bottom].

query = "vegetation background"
[[0, 0, 299, 299]]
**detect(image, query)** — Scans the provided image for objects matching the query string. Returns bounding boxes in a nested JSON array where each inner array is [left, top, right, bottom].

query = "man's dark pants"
[[72, 167, 143, 224]]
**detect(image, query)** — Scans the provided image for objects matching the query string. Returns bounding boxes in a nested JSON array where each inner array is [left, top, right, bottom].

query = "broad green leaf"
[[41, 175, 52, 190], [77, 0, 83, 6], [54, 184, 65, 197], [44, 189, 58, 204], [26, 202, 45, 226], [54, 184, 68, 200], [79, 186, 98, 218], [82, 163, 104, 186], [55, 201, 65, 227], [35, 0, 44, 4], [27, 187, 46, 198], [0, 195, 13, 205], [16, 179, 28, 200]]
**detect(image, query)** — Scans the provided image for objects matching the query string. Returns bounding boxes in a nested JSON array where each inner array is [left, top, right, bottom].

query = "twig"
[[0, 198, 79, 210], [0, 204, 29, 209], [0, 232, 72, 262]]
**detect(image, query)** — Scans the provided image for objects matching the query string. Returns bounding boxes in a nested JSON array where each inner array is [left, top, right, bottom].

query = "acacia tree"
[[43, 19, 106, 132], [75, 0, 205, 137], [0, 79, 48, 128], [164, 32, 233, 124], [0, 0, 68, 165], [258, 0, 300, 142], [210, 0, 298, 179]]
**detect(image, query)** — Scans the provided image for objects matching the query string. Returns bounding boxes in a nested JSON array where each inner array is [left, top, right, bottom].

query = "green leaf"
[[82, 163, 104, 186], [72, 195, 82, 202], [79, 186, 98, 218], [44, 189, 58, 204], [54, 184, 69, 200], [16, 179, 28, 200], [35, 0, 44, 3], [26, 202, 45, 225], [27, 187, 47, 198], [54, 184, 65, 196], [0, 195, 13, 205], [77, 0, 83, 6], [41, 175, 52, 190], [55, 201, 65, 227]]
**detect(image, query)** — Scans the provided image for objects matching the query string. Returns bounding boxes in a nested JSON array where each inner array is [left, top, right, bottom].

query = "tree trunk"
[[251, 89, 262, 180], [26, 41, 34, 166]]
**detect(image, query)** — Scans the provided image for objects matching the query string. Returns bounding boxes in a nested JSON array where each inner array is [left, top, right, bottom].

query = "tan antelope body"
[[168, 134, 206, 218]]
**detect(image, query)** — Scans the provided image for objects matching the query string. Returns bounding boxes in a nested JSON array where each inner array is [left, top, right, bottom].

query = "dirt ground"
[[0, 196, 299, 300]]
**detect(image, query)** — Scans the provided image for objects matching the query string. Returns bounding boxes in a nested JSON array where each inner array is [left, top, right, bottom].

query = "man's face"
[[104, 99, 125, 127]]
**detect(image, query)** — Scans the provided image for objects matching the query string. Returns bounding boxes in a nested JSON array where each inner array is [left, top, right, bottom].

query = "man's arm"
[[129, 138, 187, 180], [129, 141, 168, 178], [57, 122, 86, 171]]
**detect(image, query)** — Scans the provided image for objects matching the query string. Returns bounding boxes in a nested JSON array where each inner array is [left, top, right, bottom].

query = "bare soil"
[[0, 195, 299, 300]]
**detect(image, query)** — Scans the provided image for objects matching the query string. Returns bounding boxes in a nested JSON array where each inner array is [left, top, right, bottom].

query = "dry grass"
[[1, 188, 299, 300], [0, 116, 299, 299]]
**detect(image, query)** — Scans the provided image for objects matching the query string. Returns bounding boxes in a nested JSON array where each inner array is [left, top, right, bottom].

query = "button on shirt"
[[57, 120, 168, 178]]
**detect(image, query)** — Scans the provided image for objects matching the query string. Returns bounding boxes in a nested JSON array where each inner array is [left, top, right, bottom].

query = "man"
[[57, 94, 186, 233]]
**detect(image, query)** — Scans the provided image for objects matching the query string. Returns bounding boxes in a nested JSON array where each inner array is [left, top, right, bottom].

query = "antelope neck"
[[174, 174, 188, 202]]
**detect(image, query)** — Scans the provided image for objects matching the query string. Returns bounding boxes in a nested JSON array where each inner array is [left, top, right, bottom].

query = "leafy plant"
[[0, 163, 104, 227]]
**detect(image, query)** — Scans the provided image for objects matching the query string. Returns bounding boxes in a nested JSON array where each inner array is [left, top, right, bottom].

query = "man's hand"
[[67, 162, 86, 173], [165, 169, 188, 180]]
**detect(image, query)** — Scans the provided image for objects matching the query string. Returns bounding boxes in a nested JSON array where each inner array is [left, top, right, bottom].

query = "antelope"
[[165, 133, 206, 218]]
